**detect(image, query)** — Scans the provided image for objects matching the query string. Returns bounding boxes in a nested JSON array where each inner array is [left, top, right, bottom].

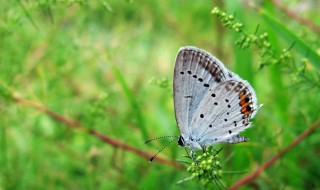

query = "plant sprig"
[[178, 147, 225, 188], [211, 6, 320, 89], [212, 7, 291, 68]]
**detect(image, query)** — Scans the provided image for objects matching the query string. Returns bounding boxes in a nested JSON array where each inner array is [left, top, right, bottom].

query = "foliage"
[[0, 0, 320, 189]]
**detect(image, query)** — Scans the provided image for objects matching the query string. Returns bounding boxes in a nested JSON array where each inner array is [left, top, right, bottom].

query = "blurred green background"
[[1, 0, 320, 189]]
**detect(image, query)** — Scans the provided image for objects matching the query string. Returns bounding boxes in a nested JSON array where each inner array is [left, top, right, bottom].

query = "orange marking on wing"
[[240, 99, 246, 105], [239, 92, 245, 99], [241, 107, 249, 114], [241, 101, 252, 115], [239, 94, 247, 105], [241, 102, 250, 108], [243, 110, 251, 115]]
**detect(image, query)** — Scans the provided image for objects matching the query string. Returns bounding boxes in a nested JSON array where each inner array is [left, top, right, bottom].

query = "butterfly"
[[174, 46, 262, 152], [147, 46, 262, 161]]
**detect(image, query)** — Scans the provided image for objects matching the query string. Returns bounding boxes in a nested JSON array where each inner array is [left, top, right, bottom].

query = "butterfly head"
[[177, 135, 185, 147], [177, 134, 203, 151]]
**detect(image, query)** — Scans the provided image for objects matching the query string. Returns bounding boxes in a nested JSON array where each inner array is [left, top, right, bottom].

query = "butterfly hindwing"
[[190, 77, 260, 146]]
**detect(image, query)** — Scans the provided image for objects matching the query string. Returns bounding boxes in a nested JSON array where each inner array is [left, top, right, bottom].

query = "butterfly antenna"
[[149, 139, 177, 162], [145, 135, 178, 144]]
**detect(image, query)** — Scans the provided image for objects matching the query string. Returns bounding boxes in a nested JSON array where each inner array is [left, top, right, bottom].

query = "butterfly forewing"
[[173, 46, 229, 137]]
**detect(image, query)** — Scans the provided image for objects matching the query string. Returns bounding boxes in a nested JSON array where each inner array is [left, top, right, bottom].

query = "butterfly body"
[[174, 46, 262, 151]]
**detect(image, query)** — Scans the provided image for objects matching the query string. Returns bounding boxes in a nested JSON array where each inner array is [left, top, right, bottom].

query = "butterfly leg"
[[189, 150, 198, 162], [183, 146, 196, 161], [184, 146, 190, 157], [186, 145, 197, 161], [201, 145, 207, 153], [212, 147, 223, 156]]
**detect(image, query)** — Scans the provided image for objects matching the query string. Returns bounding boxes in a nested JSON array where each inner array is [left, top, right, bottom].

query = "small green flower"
[[183, 147, 224, 186]]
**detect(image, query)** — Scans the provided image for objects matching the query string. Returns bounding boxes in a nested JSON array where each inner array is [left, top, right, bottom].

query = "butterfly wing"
[[189, 74, 262, 146], [173, 46, 230, 137]]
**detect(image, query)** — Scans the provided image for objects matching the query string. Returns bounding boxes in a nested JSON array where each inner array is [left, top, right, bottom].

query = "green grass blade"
[[17, 1, 38, 30], [259, 8, 320, 70], [262, 3, 289, 124], [110, 63, 148, 140]]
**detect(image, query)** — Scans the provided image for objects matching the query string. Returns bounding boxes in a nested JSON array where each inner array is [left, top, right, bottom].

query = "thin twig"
[[12, 93, 184, 169], [271, 0, 320, 33], [229, 119, 320, 190]]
